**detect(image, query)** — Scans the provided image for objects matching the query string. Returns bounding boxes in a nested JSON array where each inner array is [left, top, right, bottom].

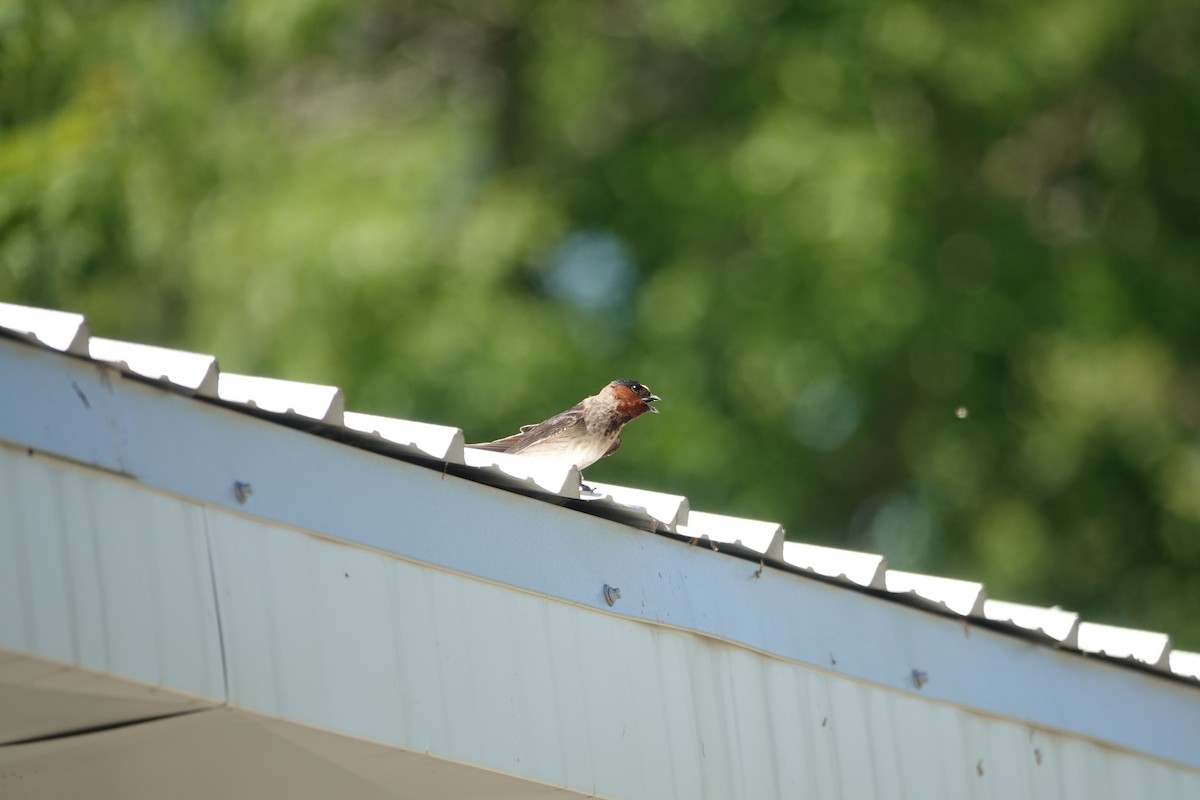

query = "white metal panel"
[[462, 446, 583, 496], [0, 446, 224, 701], [0, 301, 89, 354], [217, 372, 345, 423], [984, 599, 1080, 646], [1076, 622, 1172, 670], [5, 332, 1200, 772], [2, 300, 1198, 694], [344, 411, 466, 463], [203, 503, 1200, 798], [207, 508, 714, 796], [885, 569, 987, 616], [208, 511, 612, 792], [88, 336, 219, 397], [584, 481, 689, 531], [677, 511, 785, 559], [782, 541, 887, 589], [1170, 650, 1200, 680], [3, 306, 1198, 687]]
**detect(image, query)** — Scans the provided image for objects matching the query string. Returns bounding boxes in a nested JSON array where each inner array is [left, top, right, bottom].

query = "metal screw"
[[233, 481, 253, 504], [603, 584, 621, 606], [911, 669, 929, 689]]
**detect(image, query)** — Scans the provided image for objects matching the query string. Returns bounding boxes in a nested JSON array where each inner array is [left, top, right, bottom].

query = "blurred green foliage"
[[3, 0, 1199, 646]]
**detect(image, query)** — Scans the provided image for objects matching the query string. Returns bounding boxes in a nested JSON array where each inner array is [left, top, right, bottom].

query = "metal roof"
[[6, 445, 1198, 797], [1, 297, 1197, 686]]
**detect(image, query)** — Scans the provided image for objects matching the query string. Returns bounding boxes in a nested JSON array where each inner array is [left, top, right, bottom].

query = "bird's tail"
[[465, 434, 525, 452]]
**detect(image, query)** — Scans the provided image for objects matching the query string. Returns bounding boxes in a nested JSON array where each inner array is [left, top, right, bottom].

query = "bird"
[[469, 379, 660, 473]]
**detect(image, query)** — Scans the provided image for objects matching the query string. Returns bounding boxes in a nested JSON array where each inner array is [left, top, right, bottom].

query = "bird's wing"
[[603, 436, 622, 458], [469, 404, 586, 453], [503, 404, 588, 454]]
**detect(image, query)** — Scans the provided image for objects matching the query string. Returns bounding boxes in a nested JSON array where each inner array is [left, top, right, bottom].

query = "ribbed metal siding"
[[0, 446, 223, 701], [203, 499, 1200, 799], [3, 446, 1199, 798]]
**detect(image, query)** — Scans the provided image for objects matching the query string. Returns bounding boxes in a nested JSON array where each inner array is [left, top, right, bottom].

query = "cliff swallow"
[[470, 379, 660, 472]]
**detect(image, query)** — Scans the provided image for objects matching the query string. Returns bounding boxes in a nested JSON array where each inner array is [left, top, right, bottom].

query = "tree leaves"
[[4, 0, 1198, 644]]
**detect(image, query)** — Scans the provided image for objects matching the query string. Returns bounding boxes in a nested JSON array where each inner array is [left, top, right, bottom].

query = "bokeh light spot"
[[791, 380, 861, 451], [542, 230, 639, 312]]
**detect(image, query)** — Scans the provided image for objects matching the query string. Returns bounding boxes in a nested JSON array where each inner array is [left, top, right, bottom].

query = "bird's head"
[[608, 378, 661, 418]]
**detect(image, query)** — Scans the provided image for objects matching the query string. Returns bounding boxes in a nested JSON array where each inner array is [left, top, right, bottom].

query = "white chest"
[[515, 433, 616, 471]]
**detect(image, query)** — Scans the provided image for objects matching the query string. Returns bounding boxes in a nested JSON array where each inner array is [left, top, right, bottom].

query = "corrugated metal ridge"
[[677, 511, 785, 559], [89, 337, 220, 397], [344, 412, 466, 464], [454, 450, 689, 531], [1170, 650, 1200, 681], [1077, 622, 1172, 670], [0, 299, 1196, 687], [462, 447, 583, 499], [983, 599, 1080, 647], [584, 481, 689, 532], [217, 373, 346, 424], [0, 301, 90, 355], [885, 569, 987, 617], [782, 541, 887, 589]]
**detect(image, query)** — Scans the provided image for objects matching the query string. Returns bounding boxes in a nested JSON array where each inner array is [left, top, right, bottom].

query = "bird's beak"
[[646, 394, 661, 413]]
